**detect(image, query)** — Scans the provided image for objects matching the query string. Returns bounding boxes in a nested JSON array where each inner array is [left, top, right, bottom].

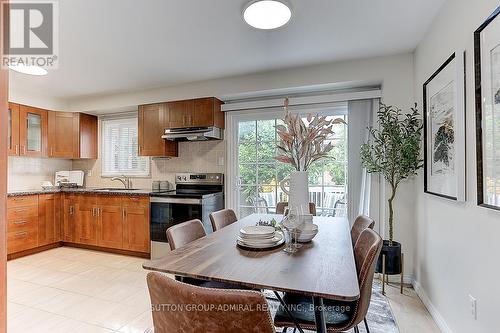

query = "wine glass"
[[281, 206, 302, 253]]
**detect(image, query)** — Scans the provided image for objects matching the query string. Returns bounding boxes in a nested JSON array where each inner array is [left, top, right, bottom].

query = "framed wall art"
[[423, 52, 466, 201], [475, 6, 500, 210]]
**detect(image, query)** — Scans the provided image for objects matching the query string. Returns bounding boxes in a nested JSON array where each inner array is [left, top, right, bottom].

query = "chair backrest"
[[209, 209, 238, 232], [350, 215, 375, 246], [166, 219, 206, 251], [147, 272, 275, 333], [275, 202, 317, 216], [351, 229, 383, 326]]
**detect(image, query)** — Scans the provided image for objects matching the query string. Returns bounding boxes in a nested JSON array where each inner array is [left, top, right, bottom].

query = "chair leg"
[[281, 328, 288, 333], [353, 325, 359, 333], [364, 318, 370, 333], [292, 328, 297, 333]]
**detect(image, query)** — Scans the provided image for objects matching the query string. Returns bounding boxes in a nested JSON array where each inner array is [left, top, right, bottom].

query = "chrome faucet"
[[111, 175, 131, 189]]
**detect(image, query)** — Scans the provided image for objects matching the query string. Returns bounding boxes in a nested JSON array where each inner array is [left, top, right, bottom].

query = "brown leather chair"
[[351, 214, 375, 247], [147, 272, 275, 333], [209, 209, 238, 232], [274, 228, 382, 333], [275, 202, 317, 216], [166, 219, 206, 251]]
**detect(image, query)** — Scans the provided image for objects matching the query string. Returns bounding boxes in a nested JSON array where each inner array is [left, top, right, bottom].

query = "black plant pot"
[[375, 240, 402, 275]]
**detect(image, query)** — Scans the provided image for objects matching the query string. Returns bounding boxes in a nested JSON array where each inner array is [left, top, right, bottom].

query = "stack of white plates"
[[237, 226, 284, 249]]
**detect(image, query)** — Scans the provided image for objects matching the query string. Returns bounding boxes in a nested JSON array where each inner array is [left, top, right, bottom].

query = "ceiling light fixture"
[[8, 64, 48, 76], [243, 0, 292, 30]]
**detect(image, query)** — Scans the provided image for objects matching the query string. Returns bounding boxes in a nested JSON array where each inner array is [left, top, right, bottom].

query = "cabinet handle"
[[122, 209, 126, 220], [98, 208, 101, 217], [69, 206, 74, 215], [92, 207, 96, 217], [15, 208, 27, 213], [14, 231, 28, 238], [15, 145, 19, 155], [50, 147, 53, 157], [13, 220, 27, 225]]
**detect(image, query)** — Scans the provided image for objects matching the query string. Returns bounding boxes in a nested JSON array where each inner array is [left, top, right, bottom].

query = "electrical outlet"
[[469, 295, 477, 320]]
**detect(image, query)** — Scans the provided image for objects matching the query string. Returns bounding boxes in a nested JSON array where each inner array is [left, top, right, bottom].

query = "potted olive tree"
[[360, 103, 423, 275]]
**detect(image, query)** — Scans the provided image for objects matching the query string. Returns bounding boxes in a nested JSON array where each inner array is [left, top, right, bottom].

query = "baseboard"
[[412, 279, 453, 333]]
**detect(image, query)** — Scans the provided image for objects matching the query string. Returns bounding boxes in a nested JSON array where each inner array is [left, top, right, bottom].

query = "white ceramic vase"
[[279, 171, 310, 214]]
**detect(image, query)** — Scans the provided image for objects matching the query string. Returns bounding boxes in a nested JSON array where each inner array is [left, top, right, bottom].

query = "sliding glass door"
[[231, 106, 348, 218]]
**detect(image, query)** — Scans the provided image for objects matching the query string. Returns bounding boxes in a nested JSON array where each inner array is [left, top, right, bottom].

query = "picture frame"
[[475, 6, 500, 210], [423, 52, 466, 201]]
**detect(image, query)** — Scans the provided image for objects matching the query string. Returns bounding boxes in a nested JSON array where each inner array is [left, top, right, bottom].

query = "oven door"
[[150, 197, 203, 243]]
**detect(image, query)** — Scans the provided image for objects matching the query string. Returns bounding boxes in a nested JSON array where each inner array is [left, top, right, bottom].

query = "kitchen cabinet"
[[97, 196, 123, 249], [63, 194, 76, 242], [192, 97, 225, 128], [74, 195, 98, 245], [122, 196, 150, 253], [138, 103, 178, 157], [7, 193, 150, 258], [48, 112, 98, 159], [7, 196, 39, 254], [165, 99, 194, 128], [19, 105, 48, 157], [38, 194, 61, 246], [8, 103, 20, 156], [48, 112, 79, 158]]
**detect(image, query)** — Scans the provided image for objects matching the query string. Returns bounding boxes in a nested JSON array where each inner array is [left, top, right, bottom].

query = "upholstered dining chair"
[[147, 272, 275, 333], [209, 208, 238, 232], [273, 228, 382, 333], [350, 214, 375, 247], [166, 218, 244, 290], [275, 202, 317, 216], [166, 219, 206, 251]]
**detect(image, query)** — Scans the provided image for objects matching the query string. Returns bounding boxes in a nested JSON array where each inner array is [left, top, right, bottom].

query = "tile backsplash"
[[8, 157, 73, 191], [73, 140, 226, 190]]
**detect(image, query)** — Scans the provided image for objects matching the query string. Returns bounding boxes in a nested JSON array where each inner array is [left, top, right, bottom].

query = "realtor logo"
[[1, 0, 59, 69]]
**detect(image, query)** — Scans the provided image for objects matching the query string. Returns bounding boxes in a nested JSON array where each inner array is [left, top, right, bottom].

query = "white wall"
[[413, 1, 500, 332], [67, 53, 417, 279]]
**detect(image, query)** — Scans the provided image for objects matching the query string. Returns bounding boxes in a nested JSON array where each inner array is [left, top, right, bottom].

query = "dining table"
[[143, 213, 360, 333]]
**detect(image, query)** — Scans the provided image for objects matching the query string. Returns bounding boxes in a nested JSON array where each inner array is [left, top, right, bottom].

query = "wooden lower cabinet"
[[38, 193, 61, 246], [7, 193, 150, 257], [123, 197, 150, 253], [97, 196, 123, 249], [74, 195, 98, 246]]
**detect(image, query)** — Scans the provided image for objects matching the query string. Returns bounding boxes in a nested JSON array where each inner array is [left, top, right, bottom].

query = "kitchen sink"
[[94, 188, 141, 191]]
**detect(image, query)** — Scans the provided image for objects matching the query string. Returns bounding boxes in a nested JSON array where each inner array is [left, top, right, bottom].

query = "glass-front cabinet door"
[[8, 103, 20, 156], [19, 105, 48, 157]]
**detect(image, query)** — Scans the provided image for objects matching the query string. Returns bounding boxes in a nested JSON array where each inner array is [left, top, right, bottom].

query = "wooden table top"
[[143, 214, 360, 300]]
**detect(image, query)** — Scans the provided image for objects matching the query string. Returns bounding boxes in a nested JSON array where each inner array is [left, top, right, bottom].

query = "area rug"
[[266, 282, 399, 333]]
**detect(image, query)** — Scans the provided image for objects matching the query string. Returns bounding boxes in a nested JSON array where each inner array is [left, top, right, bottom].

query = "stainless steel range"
[[150, 173, 224, 259]]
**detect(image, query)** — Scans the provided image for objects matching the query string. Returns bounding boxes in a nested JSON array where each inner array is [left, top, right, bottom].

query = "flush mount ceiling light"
[[243, 0, 292, 30], [8, 64, 48, 76]]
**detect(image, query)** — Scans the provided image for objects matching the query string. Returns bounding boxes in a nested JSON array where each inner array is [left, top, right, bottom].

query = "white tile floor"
[[7, 247, 441, 333], [7, 247, 154, 333]]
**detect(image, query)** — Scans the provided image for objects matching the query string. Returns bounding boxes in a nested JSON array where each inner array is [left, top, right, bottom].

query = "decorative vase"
[[279, 171, 310, 214]]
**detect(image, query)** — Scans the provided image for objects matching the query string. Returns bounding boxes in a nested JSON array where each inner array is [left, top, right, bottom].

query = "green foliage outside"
[[238, 117, 347, 207]]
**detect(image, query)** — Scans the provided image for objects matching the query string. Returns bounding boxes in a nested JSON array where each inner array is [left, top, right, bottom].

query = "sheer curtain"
[[347, 99, 378, 223]]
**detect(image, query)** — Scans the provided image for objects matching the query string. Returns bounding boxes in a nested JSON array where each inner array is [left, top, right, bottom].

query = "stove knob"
[[215, 176, 220, 180], [177, 176, 182, 181], [183, 176, 187, 181]]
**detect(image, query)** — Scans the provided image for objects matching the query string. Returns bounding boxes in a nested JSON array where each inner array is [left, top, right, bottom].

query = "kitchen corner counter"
[[7, 188, 154, 197]]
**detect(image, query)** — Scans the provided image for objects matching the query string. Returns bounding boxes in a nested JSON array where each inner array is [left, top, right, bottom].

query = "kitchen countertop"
[[7, 187, 155, 197]]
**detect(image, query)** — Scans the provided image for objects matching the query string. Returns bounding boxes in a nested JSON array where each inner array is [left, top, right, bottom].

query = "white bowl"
[[297, 229, 318, 243]]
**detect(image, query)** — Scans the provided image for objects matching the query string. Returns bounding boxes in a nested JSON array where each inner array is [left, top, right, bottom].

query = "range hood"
[[162, 127, 223, 141]]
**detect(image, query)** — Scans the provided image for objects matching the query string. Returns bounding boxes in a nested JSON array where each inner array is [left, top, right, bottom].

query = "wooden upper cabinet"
[[165, 100, 194, 128], [38, 194, 61, 246], [48, 112, 97, 159], [78, 113, 98, 159], [48, 112, 79, 158], [8, 103, 20, 156], [19, 105, 48, 157], [138, 103, 178, 157], [192, 97, 225, 128]]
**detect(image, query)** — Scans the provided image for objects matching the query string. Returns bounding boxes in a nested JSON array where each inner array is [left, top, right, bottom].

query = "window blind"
[[101, 117, 150, 177]]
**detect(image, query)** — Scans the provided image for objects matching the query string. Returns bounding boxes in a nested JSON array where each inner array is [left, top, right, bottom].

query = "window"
[[101, 117, 150, 177], [234, 108, 348, 218]]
